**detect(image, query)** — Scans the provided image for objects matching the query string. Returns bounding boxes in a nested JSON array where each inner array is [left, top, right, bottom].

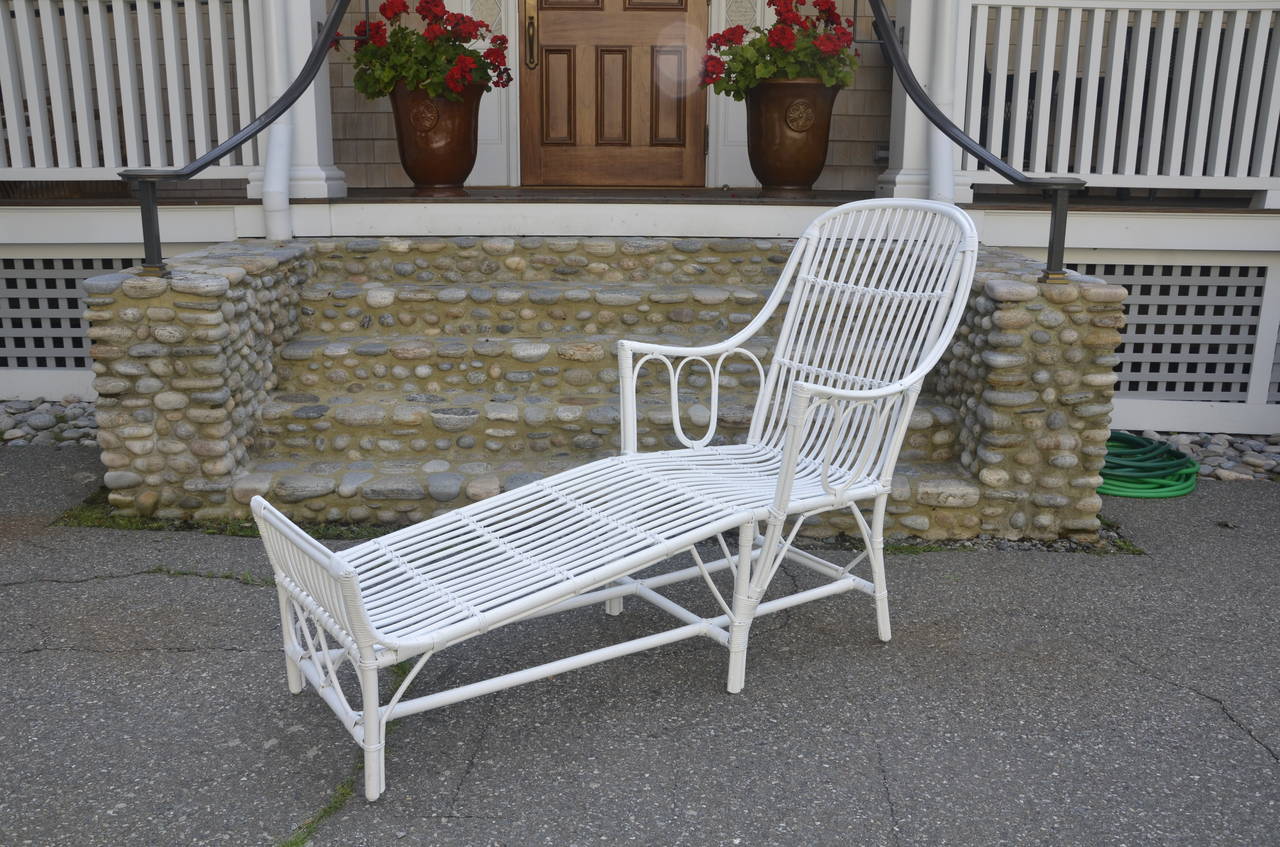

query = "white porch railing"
[[0, 0, 274, 180], [954, 1, 1280, 205]]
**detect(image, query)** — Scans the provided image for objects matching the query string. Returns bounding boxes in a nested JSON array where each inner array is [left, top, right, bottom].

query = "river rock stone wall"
[[84, 243, 311, 520], [83, 236, 1125, 542]]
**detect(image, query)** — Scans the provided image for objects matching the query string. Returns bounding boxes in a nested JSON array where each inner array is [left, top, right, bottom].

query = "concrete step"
[[229, 454, 984, 540]]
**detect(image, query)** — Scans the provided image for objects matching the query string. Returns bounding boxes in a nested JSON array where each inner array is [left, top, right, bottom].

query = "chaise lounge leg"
[[726, 592, 760, 694], [604, 597, 624, 616], [275, 586, 304, 694], [867, 495, 892, 642], [358, 662, 385, 802]]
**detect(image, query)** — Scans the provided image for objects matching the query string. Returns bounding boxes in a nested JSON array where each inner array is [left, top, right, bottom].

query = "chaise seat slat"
[[334, 443, 872, 648]]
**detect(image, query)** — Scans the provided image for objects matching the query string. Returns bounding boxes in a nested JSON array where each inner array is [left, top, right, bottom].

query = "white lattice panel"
[[1070, 262, 1268, 403], [0, 256, 138, 369]]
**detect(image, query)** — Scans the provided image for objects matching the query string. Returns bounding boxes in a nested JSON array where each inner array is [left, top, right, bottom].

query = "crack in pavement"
[[449, 696, 497, 818], [0, 566, 273, 589], [3, 645, 275, 656], [1120, 654, 1280, 766], [874, 746, 903, 847]]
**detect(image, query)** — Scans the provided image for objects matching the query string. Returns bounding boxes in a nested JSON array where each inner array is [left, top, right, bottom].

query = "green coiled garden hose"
[[1098, 431, 1199, 498]]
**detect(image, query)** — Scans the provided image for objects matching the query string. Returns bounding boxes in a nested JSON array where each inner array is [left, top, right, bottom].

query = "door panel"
[[520, 0, 706, 186]]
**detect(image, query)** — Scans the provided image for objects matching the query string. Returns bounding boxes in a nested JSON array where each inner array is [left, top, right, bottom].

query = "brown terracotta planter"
[[389, 81, 484, 196], [745, 77, 840, 195]]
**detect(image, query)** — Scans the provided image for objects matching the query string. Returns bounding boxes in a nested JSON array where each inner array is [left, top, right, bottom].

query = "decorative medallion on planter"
[[785, 98, 816, 133], [411, 100, 440, 135]]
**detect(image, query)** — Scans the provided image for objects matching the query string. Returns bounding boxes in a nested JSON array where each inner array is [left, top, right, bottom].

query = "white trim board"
[[1111, 398, 1280, 436], [4, 203, 1276, 245], [970, 209, 1280, 254], [0, 369, 95, 401]]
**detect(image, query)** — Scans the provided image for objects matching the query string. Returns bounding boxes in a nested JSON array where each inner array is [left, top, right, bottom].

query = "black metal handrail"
[[866, 0, 1085, 277], [121, 0, 353, 275]]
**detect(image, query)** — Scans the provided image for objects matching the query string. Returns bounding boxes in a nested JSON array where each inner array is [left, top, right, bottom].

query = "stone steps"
[[229, 453, 983, 539], [255, 381, 962, 464], [273, 330, 776, 396]]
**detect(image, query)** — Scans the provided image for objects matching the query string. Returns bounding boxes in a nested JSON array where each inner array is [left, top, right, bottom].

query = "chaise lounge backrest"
[[748, 200, 978, 485]]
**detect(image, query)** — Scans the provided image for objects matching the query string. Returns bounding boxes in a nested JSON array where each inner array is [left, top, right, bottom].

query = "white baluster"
[[1052, 7, 1082, 173], [1162, 9, 1197, 176], [63, 0, 100, 168], [135, 0, 168, 166], [987, 5, 1011, 161], [0, 0, 29, 167], [37, 0, 74, 166], [158, 0, 189, 165], [13, 0, 52, 167], [961, 3, 987, 173], [1006, 6, 1034, 170], [1096, 8, 1129, 176], [1140, 8, 1176, 177], [1185, 9, 1223, 177], [207, 0, 233, 151], [1118, 9, 1152, 177], [1230, 11, 1271, 179], [186, 0, 210, 156], [86, 0, 121, 168], [1252, 13, 1279, 181], [1029, 5, 1057, 175], [1208, 9, 1248, 177], [1075, 8, 1106, 174], [231, 0, 255, 165]]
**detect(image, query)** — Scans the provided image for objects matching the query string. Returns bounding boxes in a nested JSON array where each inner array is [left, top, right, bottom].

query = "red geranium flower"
[[421, 22, 447, 40], [444, 54, 478, 93], [701, 54, 727, 85], [452, 15, 486, 41], [491, 34, 508, 49], [353, 20, 388, 49], [482, 46, 506, 66], [813, 33, 842, 55], [812, 0, 839, 25], [416, 0, 446, 20], [767, 23, 796, 50], [379, 0, 408, 20], [769, 0, 803, 26], [707, 24, 748, 49], [330, 31, 343, 51]]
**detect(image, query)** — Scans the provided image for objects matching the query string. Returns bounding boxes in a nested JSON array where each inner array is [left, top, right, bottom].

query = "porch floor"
[[0, 182, 1272, 214]]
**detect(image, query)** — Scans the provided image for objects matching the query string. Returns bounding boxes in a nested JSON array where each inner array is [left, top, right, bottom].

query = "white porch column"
[[877, 0, 969, 202], [248, 0, 346, 200]]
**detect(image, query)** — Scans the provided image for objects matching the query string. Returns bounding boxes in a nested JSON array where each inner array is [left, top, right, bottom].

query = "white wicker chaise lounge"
[[252, 198, 978, 800]]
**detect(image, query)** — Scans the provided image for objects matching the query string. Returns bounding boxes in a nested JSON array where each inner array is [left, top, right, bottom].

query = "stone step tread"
[[261, 388, 961, 431], [231, 456, 979, 515], [262, 389, 960, 429], [278, 332, 780, 361]]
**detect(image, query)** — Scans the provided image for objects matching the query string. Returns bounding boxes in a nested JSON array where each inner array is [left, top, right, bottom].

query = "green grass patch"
[[277, 772, 357, 847], [144, 565, 275, 588], [54, 487, 385, 540], [884, 541, 950, 554]]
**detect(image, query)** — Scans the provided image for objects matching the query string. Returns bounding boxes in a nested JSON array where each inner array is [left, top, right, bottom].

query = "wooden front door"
[[519, 0, 707, 186]]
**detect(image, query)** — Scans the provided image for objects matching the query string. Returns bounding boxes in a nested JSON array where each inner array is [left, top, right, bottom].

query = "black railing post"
[[1044, 186, 1071, 280], [133, 179, 165, 276]]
